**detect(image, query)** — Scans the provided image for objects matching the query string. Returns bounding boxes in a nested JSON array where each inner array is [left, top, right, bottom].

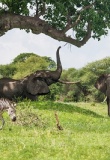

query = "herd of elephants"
[[0, 46, 110, 116]]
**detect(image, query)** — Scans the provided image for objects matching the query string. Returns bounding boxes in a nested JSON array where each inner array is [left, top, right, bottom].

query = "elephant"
[[0, 46, 62, 101], [95, 74, 110, 116]]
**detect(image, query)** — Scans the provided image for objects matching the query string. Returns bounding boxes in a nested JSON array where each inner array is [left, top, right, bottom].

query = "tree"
[[56, 57, 110, 102], [0, 64, 16, 77], [0, 0, 110, 47], [12, 53, 37, 63], [13, 55, 49, 78], [12, 53, 57, 78], [0, 52, 57, 78]]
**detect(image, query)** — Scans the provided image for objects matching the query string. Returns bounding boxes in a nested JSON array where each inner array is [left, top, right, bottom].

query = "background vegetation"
[[0, 52, 110, 103]]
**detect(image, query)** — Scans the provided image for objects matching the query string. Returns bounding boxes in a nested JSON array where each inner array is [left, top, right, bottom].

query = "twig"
[[54, 111, 63, 130]]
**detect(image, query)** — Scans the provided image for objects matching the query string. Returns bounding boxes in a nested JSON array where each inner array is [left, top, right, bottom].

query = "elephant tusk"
[[58, 79, 80, 84], [102, 96, 107, 103]]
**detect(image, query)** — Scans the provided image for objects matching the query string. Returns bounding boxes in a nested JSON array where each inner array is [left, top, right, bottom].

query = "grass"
[[0, 100, 110, 160]]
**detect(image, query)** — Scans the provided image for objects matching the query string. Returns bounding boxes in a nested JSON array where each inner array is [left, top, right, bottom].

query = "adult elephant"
[[95, 74, 110, 116], [0, 46, 62, 101]]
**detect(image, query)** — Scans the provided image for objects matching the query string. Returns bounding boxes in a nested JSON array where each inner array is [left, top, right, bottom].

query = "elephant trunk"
[[26, 46, 62, 95], [52, 46, 62, 80]]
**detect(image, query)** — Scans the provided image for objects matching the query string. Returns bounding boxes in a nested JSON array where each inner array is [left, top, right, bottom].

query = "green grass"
[[0, 101, 110, 160]]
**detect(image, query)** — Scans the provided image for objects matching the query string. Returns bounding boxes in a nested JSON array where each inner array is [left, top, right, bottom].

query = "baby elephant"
[[0, 98, 16, 129]]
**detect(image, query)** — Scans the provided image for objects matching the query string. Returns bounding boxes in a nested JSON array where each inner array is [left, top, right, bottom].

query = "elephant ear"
[[95, 74, 107, 94], [27, 76, 50, 95]]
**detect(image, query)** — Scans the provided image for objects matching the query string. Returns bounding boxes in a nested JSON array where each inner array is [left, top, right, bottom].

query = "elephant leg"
[[106, 97, 110, 116], [25, 92, 38, 101]]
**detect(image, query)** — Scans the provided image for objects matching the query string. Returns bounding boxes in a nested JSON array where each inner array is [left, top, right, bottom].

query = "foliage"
[[0, 101, 110, 160], [42, 56, 56, 70], [13, 54, 49, 79], [38, 83, 62, 101], [0, 0, 29, 15], [12, 53, 37, 63], [0, 64, 16, 77], [59, 57, 110, 102], [0, 53, 110, 102], [0, 52, 56, 79], [0, 0, 110, 46]]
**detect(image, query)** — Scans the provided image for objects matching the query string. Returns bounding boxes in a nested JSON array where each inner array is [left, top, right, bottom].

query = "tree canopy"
[[0, 51, 110, 102], [0, 52, 56, 78], [0, 0, 110, 47]]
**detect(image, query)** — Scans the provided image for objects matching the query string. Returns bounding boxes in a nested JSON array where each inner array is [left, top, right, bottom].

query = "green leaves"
[[0, 0, 29, 15], [0, 52, 56, 79], [0, 0, 110, 44]]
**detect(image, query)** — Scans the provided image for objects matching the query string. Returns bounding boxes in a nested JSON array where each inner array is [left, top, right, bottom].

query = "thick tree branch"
[[0, 12, 91, 47]]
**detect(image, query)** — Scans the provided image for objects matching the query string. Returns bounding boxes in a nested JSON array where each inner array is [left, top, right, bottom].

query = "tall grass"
[[0, 101, 110, 160]]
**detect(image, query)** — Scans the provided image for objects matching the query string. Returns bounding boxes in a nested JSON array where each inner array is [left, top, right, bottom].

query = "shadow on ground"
[[32, 101, 104, 118]]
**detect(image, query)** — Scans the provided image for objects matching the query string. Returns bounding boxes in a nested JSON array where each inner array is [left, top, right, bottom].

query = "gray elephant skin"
[[95, 74, 110, 116], [0, 46, 62, 101]]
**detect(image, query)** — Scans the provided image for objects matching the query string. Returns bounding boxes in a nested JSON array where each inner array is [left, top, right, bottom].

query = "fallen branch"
[[54, 111, 63, 130]]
